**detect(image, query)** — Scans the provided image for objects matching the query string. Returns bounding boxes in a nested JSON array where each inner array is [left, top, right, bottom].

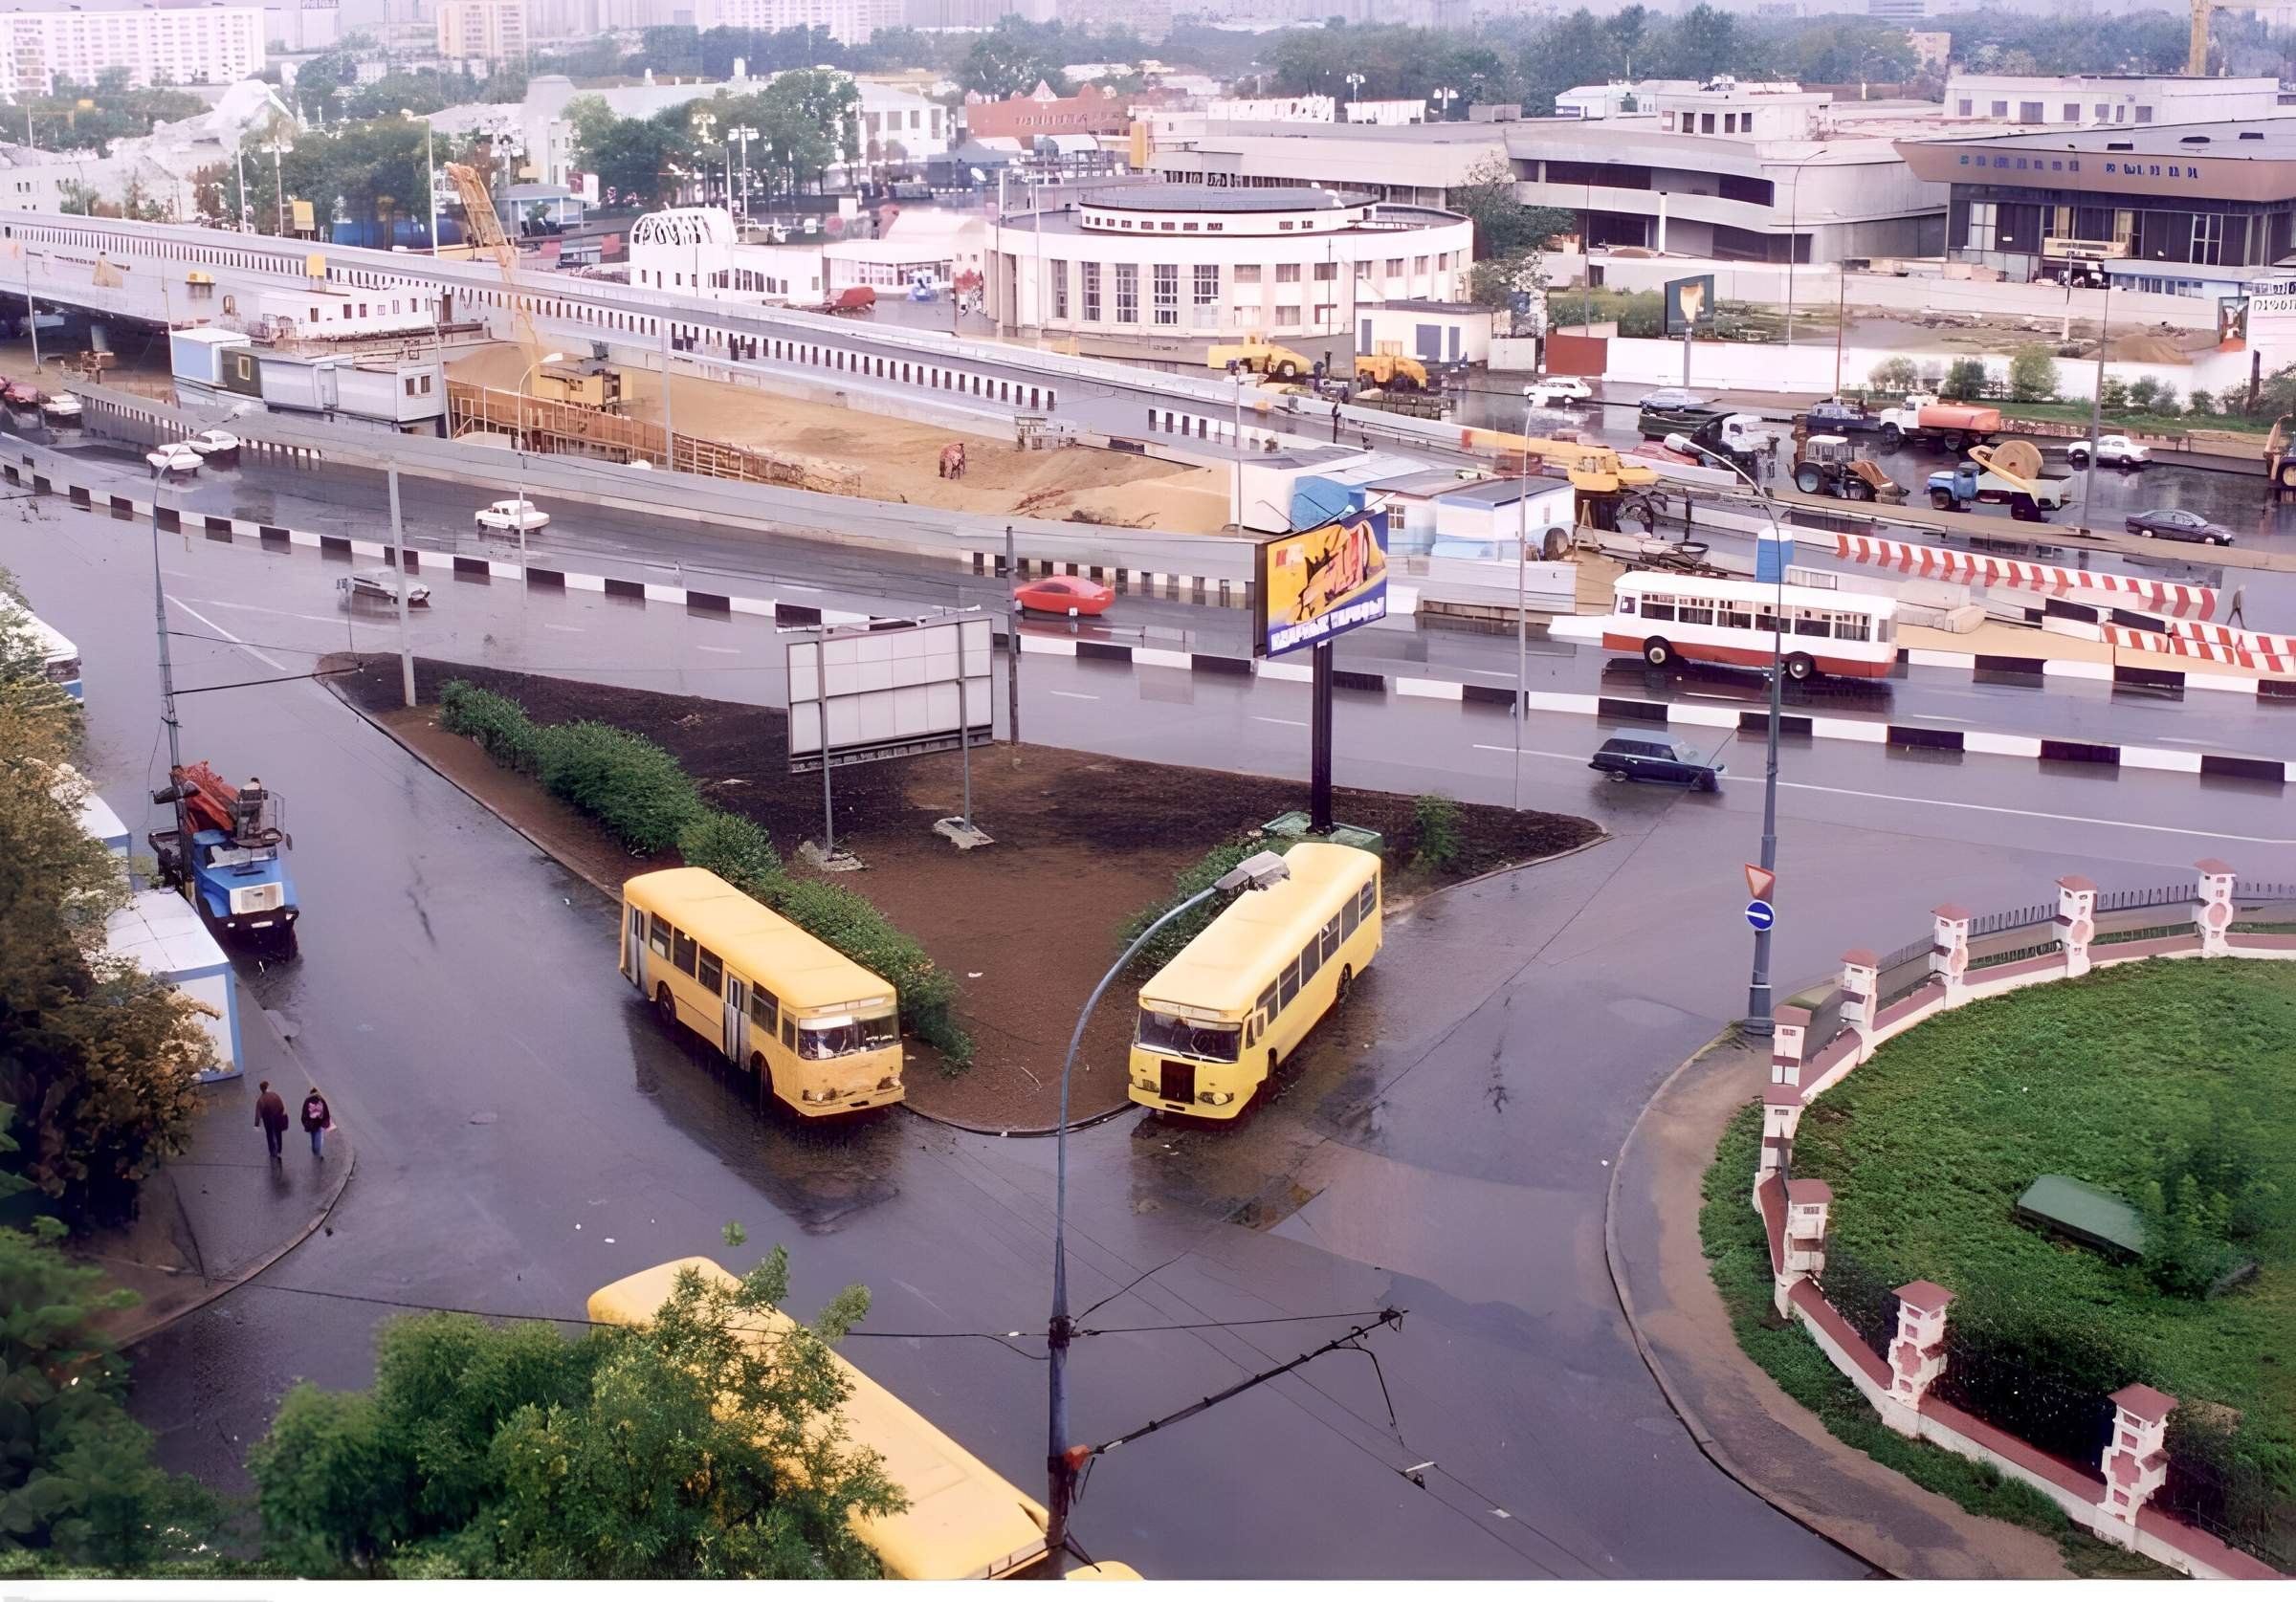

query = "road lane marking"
[[181, 597, 366, 627], [541, 623, 584, 633], [166, 596, 287, 670], [1049, 690, 1099, 700], [694, 645, 740, 655], [1252, 715, 1307, 727]]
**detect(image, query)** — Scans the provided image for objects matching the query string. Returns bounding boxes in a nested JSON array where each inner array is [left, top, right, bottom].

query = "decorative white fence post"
[[1841, 948, 1879, 1037], [1771, 1003, 1810, 1088], [2057, 874, 2097, 977], [1931, 906, 1972, 1002], [1776, 1178, 1831, 1316], [2101, 1384, 2176, 1536], [2195, 858, 2236, 957], [1884, 1281, 1954, 1436], [1758, 1080, 1801, 1185]]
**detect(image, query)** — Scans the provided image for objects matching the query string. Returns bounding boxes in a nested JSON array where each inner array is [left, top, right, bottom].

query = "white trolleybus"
[[1604, 573, 1898, 681]]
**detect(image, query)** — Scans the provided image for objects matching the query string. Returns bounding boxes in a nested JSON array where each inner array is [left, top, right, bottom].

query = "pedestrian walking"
[[254, 1080, 288, 1162], [1331, 402, 1342, 443], [300, 1087, 333, 1159]]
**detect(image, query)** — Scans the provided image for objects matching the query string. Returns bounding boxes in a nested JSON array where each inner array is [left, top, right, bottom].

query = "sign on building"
[[785, 614, 994, 775], [2244, 277, 2296, 356], [1253, 513, 1390, 658], [1665, 273, 1716, 335]]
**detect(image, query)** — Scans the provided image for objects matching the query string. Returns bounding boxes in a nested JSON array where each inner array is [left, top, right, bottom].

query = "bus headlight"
[[1197, 1090, 1236, 1108], [801, 1088, 834, 1105]]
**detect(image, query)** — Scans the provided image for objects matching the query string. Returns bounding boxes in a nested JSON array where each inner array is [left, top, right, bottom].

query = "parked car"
[[1801, 396, 1883, 434], [186, 428, 240, 465], [2066, 433, 2150, 470], [475, 497, 550, 533], [2124, 507, 2234, 546], [145, 442, 201, 476], [338, 567, 430, 606], [1588, 735, 1725, 792], [1637, 387, 1707, 412], [1526, 376, 1593, 406], [1013, 575, 1115, 617]]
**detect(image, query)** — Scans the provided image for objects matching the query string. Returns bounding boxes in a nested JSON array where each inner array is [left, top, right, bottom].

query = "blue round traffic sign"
[[1745, 899, 1776, 932]]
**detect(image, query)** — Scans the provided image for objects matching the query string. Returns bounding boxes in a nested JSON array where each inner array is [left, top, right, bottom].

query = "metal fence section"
[[2096, 884, 2194, 912], [1816, 1245, 1900, 1363], [2157, 1424, 2294, 1569], [1929, 1323, 2119, 1475], [1969, 902, 2053, 937]]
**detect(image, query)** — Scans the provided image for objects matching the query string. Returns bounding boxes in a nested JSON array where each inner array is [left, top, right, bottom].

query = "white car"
[[1526, 376, 1593, 406], [186, 428, 240, 463], [145, 442, 201, 475], [2065, 434, 2150, 470], [475, 497, 550, 533]]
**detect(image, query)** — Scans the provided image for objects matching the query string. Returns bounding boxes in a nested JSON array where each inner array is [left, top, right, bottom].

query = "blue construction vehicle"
[[148, 761, 299, 957]]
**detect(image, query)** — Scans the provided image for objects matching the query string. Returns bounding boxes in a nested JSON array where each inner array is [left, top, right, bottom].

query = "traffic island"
[[326, 653, 1598, 1132]]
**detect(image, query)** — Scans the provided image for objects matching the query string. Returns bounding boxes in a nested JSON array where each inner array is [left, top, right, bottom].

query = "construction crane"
[[445, 159, 539, 358], [2189, 0, 2278, 76], [1457, 426, 1666, 531]]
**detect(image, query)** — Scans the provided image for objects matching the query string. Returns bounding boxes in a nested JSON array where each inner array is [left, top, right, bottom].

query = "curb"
[[1597, 1028, 1891, 1575], [109, 1008, 358, 1350]]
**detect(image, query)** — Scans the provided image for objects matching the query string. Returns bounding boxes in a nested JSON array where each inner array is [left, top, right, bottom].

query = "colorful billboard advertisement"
[[1664, 273, 1715, 335], [1255, 512, 1389, 658]]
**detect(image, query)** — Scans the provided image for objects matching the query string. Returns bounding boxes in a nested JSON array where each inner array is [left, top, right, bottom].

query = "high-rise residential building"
[[693, 0, 895, 46], [435, 0, 525, 63], [0, 4, 266, 96]]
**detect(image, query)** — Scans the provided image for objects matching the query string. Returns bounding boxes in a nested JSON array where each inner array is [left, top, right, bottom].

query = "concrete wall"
[[1603, 334, 2251, 406]]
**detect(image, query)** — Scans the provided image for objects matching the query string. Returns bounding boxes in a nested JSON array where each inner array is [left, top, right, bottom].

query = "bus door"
[[624, 906, 646, 990], [722, 976, 750, 1065]]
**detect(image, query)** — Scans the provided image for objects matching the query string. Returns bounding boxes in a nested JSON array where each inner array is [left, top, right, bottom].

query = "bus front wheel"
[[655, 985, 676, 1030], [1786, 652, 1817, 682], [749, 1051, 766, 1078], [1336, 965, 1354, 1003], [1642, 637, 1673, 668]]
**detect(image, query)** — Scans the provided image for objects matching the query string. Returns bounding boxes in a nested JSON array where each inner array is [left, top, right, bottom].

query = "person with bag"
[[300, 1087, 333, 1159], [254, 1080, 288, 1162]]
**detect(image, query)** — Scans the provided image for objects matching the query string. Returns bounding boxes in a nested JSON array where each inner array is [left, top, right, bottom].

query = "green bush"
[[437, 680, 541, 775], [2125, 375, 2175, 414], [531, 721, 707, 855], [1117, 837, 1287, 973], [2008, 343, 2060, 403], [677, 810, 784, 901], [772, 878, 969, 1067], [1409, 794, 1464, 874], [1939, 358, 1988, 402], [2098, 376, 2130, 413], [2184, 387, 2219, 418], [1866, 356, 1920, 394]]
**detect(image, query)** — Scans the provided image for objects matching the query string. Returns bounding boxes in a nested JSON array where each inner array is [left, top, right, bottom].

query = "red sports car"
[[1013, 575, 1115, 617]]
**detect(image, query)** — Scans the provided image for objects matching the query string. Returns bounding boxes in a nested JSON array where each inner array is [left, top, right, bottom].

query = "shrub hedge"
[[437, 681, 973, 1067]]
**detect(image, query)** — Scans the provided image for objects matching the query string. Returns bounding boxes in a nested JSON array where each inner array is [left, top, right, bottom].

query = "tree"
[[1652, 3, 1740, 78], [1866, 356, 1921, 394], [1939, 357, 1988, 402], [1449, 156, 1571, 262], [251, 1250, 902, 1578], [959, 19, 1071, 99], [2007, 343, 2060, 403]]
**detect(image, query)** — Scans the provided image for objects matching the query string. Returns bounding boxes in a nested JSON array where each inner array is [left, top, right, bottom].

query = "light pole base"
[[1742, 1016, 1777, 1039]]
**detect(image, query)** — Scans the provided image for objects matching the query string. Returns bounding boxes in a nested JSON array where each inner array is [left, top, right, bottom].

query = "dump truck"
[[1878, 392, 2001, 451], [2265, 413, 2296, 493], [1207, 333, 1314, 381], [1926, 440, 2073, 520], [1645, 410, 1780, 472], [1792, 434, 1903, 502]]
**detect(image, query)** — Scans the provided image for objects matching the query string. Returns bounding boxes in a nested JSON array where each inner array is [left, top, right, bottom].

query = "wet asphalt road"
[[32, 435, 2296, 757], [12, 498, 2296, 1578]]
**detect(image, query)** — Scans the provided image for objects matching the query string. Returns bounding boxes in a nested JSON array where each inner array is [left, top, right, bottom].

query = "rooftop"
[[1089, 183, 1345, 213], [1924, 119, 2296, 160]]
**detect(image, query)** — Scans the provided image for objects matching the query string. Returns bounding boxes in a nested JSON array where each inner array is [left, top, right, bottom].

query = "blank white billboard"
[[786, 614, 995, 774]]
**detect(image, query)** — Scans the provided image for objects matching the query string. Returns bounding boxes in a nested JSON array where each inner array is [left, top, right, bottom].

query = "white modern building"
[[627, 205, 989, 301], [1939, 73, 2285, 129], [0, 78, 294, 219], [982, 183, 1474, 346], [694, 0, 898, 45], [0, 2, 266, 95], [858, 80, 950, 164], [435, 0, 525, 64], [1344, 99, 1426, 126]]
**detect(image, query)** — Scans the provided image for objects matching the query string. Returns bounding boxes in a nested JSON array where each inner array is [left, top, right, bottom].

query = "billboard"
[[2219, 296, 2249, 347], [786, 614, 994, 774], [2248, 276, 2296, 356], [1664, 273, 1715, 336], [1254, 513, 1389, 658]]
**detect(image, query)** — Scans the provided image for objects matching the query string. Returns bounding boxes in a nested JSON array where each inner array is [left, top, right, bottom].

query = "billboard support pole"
[[1005, 522, 1020, 763], [1682, 324, 1692, 388], [958, 637, 973, 831], [1310, 640, 1334, 835], [818, 638, 834, 858]]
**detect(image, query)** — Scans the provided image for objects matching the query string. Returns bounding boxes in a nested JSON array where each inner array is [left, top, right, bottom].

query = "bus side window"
[[1616, 595, 1634, 613], [1358, 880, 1378, 920], [649, 912, 673, 957], [749, 986, 779, 1033], [1257, 983, 1278, 1019], [696, 947, 723, 996], [673, 931, 698, 977], [1278, 957, 1301, 1009], [783, 1017, 796, 1050], [1245, 1018, 1256, 1047], [1341, 895, 1359, 939], [1298, 943, 1317, 987], [1640, 598, 1675, 622], [1319, 915, 1340, 965]]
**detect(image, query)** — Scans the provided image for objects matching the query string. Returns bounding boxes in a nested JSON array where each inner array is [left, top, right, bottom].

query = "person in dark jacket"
[[254, 1080, 288, 1161], [300, 1088, 332, 1159]]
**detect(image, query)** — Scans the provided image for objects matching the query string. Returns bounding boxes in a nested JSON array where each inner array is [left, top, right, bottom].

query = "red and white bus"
[[1605, 573, 1898, 680]]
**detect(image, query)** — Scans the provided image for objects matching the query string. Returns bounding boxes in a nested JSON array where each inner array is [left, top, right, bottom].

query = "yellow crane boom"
[[1456, 426, 1662, 495], [445, 159, 539, 358], [2190, 0, 2278, 76]]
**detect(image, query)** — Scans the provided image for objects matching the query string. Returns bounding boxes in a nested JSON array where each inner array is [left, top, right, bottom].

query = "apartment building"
[[1939, 73, 2283, 129], [434, 0, 524, 64], [694, 0, 897, 46], [0, 3, 266, 96]]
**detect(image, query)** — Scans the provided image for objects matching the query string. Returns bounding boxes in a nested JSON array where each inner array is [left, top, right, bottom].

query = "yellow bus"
[[1127, 841, 1380, 1119], [621, 867, 905, 1115], [589, 1258, 1138, 1581]]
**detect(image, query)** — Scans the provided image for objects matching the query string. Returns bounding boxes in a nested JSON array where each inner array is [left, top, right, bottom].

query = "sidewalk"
[[74, 984, 355, 1348], [1604, 1035, 2072, 1581]]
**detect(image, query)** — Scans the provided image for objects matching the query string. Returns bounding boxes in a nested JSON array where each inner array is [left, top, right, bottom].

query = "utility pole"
[[22, 245, 38, 371], [1512, 390, 1531, 810], [659, 314, 675, 467], [387, 464, 416, 708], [2086, 283, 2111, 494], [1832, 266, 1846, 396], [149, 471, 183, 776], [1004, 522, 1020, 760]]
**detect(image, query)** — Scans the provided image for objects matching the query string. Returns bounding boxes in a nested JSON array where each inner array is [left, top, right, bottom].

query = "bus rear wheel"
[[1336, 965, 1354, 1003], [1786, 652, 1817, 682], [1642, 637, 1673, 668], [655, 984, 676, 1030]]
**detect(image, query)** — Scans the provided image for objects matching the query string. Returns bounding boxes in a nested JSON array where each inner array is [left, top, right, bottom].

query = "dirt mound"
[[2110, 333, 2190, 364]]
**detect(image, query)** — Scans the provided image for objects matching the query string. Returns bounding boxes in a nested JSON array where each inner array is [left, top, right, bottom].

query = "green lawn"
[[1791, 958, 2294, 1510], [1991, 399, 2277, 439]]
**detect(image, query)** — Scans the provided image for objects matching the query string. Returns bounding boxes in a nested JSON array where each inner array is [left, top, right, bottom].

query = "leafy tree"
[[1449, 155, 1570, 262], [276, 120, 430, 235], [250, 1252, 902, 1578], [1867, 356, 1921, 394], [1939, 357, 1988, 402], [960, 18, 1072, 99], [2007, 343, 2060, 403], [1650, 3, 1740, 78]]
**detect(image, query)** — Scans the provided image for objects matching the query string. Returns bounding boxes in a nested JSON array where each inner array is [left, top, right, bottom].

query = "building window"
[[2062, 101, 2080, 121], [1700, 113, 1715, 132], [1990, 99, 2008, 117], [1965, 200, 1998, 252], [1274, 305, 1300, 325], [1153, 262, 1178, 325], [1234, 263, 1262, 283], [1955, 99, 1973, 116], [1279, 219, 1294, 230], [1313, 260, 1336, 280], [1354, 259, 1374, 280], [1193, 263, 1218, 327], [1115, 262, 1137, 322], [1414, 255, 1429, 274], [1275, 262, 1301, 283], [1385, 256, 1404, 275], [2135, 105, 2153, 123], [1050, 258, 1069, 318], [1081, 261, 1100, 321], [2019, 101, 2042, 123]]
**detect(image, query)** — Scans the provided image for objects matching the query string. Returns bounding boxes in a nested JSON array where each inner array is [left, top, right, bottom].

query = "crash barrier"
[[1755, 864, 2294, 1581], [65, 386, 1256, 609]]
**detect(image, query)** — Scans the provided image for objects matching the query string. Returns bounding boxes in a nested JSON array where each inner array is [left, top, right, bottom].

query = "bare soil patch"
[[444, 343, 1229, 532]]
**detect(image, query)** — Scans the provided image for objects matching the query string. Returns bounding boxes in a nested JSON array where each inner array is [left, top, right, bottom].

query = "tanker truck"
[[1878, 392, 2001, 452]]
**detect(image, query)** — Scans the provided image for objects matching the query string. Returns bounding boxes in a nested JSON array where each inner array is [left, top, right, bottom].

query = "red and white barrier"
[[1828, 533, 2219, 620], [2108, 624, 2295, 675]]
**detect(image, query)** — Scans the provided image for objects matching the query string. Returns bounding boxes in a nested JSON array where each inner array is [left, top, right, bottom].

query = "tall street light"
[[728, 124, 758, 227], [1344, 72, 1365, 110], [1043, 849, 1293, 1575], [403, 110, 436, 252], [1666, 429, 1787, 1038], [513, 351, 563, 566]]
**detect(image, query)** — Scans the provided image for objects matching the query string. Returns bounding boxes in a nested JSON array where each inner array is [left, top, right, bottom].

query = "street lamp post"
[[261, 138, 292, 234], [1667, 429, 1787, 1038], [2085, 281, 2112, 493], [403, 111, 436, 252], [1043, 850, 1294, 1575], [1344, 72, 1365, 111], [514, 351, 564, 565], [728, 125, 758, 227], [1226, 361, 1244, 531], [1512, 387, 1534, 810]]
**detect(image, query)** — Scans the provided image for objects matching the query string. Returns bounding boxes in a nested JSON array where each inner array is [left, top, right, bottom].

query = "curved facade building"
[[983, 184, 1473, 343]]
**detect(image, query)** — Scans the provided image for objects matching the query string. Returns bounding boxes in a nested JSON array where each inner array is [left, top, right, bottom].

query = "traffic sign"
[[1744, 863, 1776, 901], [1745, 898, 1776, 932]]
